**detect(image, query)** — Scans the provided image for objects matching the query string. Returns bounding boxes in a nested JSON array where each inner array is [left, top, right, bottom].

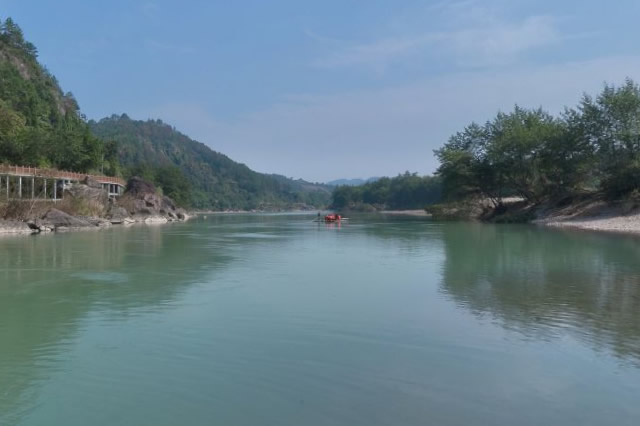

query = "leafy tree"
[[572, 79, 640, 196], [434, 79, 640, 203]]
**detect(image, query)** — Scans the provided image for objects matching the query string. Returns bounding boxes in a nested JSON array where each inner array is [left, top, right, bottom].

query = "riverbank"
[[539, 213, 640, 234], [0, 176, 190, 235], [427, 193, 640, 235], [532, 195, 640, 234]]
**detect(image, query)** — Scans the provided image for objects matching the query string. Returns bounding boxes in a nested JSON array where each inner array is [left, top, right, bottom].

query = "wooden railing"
[[0, 165, 126, 186]]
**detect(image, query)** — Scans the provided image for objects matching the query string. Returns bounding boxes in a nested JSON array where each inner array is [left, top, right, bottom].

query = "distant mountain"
[[326, 177, 380, 187], [89, 115, 332, 210]]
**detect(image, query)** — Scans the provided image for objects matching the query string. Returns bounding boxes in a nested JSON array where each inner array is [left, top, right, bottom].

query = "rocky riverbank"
[[0, 176, 190, 235]]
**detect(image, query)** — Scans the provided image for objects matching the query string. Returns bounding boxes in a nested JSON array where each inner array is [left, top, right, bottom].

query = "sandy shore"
[[530, 195, 640, 235]]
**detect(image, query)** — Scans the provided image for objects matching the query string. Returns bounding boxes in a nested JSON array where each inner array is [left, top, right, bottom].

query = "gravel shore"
[[540, 212, 640, 234], [532, 196, 640, 235]]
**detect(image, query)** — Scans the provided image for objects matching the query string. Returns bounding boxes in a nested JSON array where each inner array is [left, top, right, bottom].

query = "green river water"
[[1, 214, 639, 425]]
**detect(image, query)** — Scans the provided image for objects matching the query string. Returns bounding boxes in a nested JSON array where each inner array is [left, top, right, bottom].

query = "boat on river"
[[324, 214, 341, 223]]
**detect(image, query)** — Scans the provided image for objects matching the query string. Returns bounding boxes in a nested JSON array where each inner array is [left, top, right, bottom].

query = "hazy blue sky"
[[3, 0, 640, 181]]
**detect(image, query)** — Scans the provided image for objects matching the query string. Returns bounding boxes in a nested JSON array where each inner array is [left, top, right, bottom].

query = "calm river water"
[[1, 214, 640, 425]]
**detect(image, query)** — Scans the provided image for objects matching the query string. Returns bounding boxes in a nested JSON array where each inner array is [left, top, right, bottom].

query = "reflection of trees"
[[0, 218, 282, 424], [439, 223, 640, 363], [352, 214, 444, 256]]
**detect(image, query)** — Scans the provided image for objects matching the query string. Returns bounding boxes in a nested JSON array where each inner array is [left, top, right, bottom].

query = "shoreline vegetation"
[[330, 79, 640, 236], [423, 79, 640, 236]]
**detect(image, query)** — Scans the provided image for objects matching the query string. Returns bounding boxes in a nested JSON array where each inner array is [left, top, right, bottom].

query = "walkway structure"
[[0, 165, 126, 201]]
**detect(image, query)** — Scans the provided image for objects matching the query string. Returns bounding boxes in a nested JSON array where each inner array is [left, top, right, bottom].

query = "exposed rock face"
[[126, 177, 156, 197], [121, 177, 189, 222], [64, 181, 109, 217], [0, 220, 35, 234], [105, 205, 132, 224], [40, 208, 95, 230]]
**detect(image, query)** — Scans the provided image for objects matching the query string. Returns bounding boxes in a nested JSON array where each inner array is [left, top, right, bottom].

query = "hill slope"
[[89, 115, 331, 210], [0, 18, 109, 173]]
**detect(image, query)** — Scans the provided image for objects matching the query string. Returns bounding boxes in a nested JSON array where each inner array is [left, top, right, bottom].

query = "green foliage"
[[331, 172, 442, 210], [435, 81, 640, 203], [435, 107, 565, 203], [127, 164, 191, 207], [90, 115, 332, 210], [0, 17, 106, 172], [570, 79, 640, 196]]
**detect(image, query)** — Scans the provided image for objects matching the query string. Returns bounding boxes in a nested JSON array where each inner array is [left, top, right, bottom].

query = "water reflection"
[[2, 215, 640, 425], [0, 217, 292, 424], [438, 223, 640, 364]]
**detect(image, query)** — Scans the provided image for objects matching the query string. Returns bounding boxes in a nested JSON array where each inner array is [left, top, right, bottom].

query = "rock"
[[161, 196, 176, 211], [143, 216, 169, 224], [105, 205, 131, 224], [176, 208, 189, 220], [120, 177, 190, 223], [65, 183, 108, 203], [41, 208, 95, 229], [126, 177, 156, 197], [39, 225, 54, 233], [80, 217, 112, 227], [82, 176, 103, 189], [0, 220, 35, 234]]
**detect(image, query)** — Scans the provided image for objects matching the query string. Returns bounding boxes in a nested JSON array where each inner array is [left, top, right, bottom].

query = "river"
[[1, 214, 639, 425]]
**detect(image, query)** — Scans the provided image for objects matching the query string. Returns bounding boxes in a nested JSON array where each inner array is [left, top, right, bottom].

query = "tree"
[[434, 79, 640, 204], [572, 79, 640, 196]]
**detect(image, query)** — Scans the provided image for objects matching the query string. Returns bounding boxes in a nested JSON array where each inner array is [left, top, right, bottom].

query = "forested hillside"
[[0, 17, 330, 210], [0, 18, 113, 173], [89, 115, 331, 210], [331, 172, 442, 211]]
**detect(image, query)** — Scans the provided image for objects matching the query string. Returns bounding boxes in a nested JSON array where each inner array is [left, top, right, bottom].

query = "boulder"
[[126, 177, 156, 197], [27, 219, 54, 233], [121, 177, 190, 223], [41, 208, 95, 229], [175, 208, 189, 220], [105, 205, 131, 224], [82, 176, 104, 189], [64, 182, 109, 206], [0, 220, 35, 234], [144, 216, 169, 224]]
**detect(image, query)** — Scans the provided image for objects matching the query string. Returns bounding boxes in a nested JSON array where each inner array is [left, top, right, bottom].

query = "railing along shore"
[[0, 165, 126, 186]]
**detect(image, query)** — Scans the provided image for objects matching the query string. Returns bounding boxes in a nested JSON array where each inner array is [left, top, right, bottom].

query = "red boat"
[[324, 214, 341, 222]]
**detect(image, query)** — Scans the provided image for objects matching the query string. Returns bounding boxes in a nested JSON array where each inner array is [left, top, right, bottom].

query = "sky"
[[2, 0, 640, 182]]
